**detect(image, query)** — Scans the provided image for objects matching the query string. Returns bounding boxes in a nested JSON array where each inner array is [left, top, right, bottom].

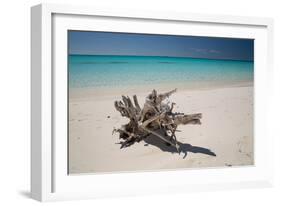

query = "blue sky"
[[68, 31, 254, 61]]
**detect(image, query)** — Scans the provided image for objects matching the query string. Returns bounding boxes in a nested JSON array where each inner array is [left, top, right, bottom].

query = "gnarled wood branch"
[[113, 89, 202, 152]]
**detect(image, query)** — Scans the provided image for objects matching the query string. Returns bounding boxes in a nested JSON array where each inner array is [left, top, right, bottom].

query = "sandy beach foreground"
[[68, 85, 253, 174]]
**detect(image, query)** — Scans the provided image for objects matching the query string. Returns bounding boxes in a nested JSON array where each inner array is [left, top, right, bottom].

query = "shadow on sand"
[[143, 130, 216, 159]]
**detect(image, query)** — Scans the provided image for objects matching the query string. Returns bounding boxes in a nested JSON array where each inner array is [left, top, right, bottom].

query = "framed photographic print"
[[31, 3, 274, 201]]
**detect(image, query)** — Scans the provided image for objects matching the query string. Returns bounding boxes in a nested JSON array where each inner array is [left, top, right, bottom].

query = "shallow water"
[[69, 55, 253, 89]]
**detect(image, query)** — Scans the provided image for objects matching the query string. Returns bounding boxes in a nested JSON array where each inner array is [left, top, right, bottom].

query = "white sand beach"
[[68, 84, 253, 174]]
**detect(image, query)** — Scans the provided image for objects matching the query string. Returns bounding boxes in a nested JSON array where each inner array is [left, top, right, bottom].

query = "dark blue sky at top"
[[68, 31, 254, 61]]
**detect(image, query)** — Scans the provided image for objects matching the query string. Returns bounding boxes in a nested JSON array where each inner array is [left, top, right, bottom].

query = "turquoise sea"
[[68, 55, 253, 89]]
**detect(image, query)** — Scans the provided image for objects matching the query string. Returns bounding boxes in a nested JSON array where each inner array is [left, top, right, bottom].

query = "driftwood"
[[113, 89, 202, 153]]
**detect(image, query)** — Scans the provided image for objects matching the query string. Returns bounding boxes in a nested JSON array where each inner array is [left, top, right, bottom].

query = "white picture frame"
[[31, 3, 274, 202]]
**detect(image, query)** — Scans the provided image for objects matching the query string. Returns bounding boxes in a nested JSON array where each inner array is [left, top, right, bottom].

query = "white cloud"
[[191, 48, 221, 54]]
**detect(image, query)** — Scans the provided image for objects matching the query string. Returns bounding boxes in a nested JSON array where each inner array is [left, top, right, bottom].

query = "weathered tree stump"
[[113, 89, 202, 153]]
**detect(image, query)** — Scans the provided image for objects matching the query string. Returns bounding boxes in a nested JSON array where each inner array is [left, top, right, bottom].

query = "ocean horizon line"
[[69, 54, 253, 62]]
